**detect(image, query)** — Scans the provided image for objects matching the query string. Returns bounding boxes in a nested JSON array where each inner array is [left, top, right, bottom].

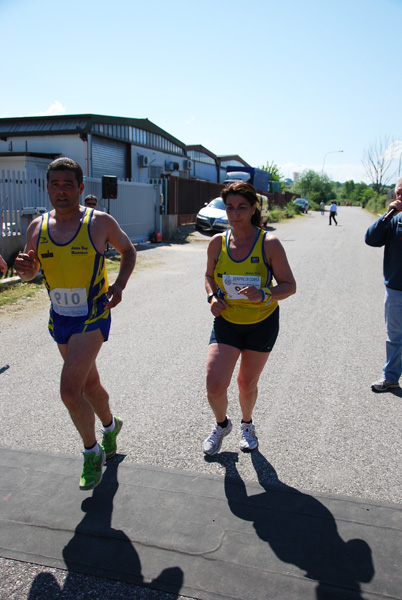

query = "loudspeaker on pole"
[[102, 175, 118, 199]]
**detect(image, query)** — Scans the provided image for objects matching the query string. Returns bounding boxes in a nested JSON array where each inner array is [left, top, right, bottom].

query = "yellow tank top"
[[37, 208, 109, 320], [214, 228, 278, 324]]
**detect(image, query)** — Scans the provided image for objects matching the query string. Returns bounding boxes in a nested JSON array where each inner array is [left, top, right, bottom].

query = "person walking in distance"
[[329, 201, 337, 225], [203, 182, 296, 455], [15, 157, 136, 490], [365, 177, 402, 392]]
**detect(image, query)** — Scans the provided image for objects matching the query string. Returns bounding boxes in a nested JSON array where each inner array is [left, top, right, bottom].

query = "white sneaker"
[[203, 420, 233, 455], [371, 378, 400, 392], [239, 422, 258, 452]]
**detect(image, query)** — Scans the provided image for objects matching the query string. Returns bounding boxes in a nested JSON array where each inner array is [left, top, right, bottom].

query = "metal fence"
[[83, 177, 162, 243], [0, 170, 161, 253], [0, 170, 49, 237]]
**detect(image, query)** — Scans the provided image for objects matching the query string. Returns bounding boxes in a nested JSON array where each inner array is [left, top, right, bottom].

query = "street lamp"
[[322, 150, 343, 173]]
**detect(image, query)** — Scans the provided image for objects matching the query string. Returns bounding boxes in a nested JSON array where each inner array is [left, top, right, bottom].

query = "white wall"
[[0, 155, 50, 179], [0, 134, 87, 174]]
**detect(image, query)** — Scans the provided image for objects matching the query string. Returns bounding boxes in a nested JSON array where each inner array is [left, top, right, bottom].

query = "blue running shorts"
[[48, 309, 111, 345]]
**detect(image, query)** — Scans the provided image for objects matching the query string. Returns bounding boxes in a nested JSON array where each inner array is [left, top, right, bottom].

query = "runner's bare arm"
[[103, 215, 136, 309], [263, 235, 296, 301], [205, 234, 228, 316], [0, 255, 7, 274], [14, 218, 41, 281]]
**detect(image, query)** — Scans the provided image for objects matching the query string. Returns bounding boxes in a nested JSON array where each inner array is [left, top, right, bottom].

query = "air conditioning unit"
[[21, 207, 47, 215], [138, 155, 149, 167], [165, 161, 174, 171], [183, 159, 192, 170]]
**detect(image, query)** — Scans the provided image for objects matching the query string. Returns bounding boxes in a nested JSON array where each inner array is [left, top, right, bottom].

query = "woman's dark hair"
[[221, 181, 261, 227], [46, 157, 84, 186]]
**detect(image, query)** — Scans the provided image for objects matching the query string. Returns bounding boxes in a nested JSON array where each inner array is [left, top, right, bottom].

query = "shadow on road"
[[209, 450, 374, 599], [27, 456, 183, 599]]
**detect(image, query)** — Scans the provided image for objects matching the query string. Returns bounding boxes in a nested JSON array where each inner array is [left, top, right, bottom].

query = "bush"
[[265, 205, 282, 222], [364, 194, 387, 214], [283, 202, 300, 218], [266, 201, 314, 223]]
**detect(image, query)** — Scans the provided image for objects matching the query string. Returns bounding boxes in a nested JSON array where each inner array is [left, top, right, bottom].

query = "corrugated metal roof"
[[186, 144, 218, 161], [0, 117, 89, 135], [0, 114, 186, 151], [218, 155, 251, 167]]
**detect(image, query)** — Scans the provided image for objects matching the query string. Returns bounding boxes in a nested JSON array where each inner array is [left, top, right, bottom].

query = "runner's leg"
[[237, 350, 270, 421], [58, 329, 109, 447], [206, 343, 240, 422], [83, 361, 112, 426]]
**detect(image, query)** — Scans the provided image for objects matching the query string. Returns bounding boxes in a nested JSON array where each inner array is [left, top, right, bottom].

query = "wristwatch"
[[207, 292, 218, 303]]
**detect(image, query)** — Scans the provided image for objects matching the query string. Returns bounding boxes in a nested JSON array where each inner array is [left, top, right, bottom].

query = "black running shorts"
[[209, 307, 279, 353]]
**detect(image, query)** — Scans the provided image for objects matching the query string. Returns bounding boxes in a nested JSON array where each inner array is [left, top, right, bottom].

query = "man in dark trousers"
[[329, 201, 338, 225], [365, 177, 402, 392]]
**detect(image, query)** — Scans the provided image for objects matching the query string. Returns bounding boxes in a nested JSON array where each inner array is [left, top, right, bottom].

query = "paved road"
[[1, 207, 400, 598]]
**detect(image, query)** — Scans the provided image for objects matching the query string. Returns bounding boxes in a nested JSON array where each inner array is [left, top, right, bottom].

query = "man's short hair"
[[46, 157, 84, 186], [84, 194, 98, 207]]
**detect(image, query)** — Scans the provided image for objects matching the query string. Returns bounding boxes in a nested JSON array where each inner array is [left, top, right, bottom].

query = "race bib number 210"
[[50, 287, 88, 317]]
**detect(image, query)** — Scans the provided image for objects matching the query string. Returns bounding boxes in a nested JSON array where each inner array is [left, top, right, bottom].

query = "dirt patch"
[[171, 224, 213, 243], [0, 284, 49, 320]]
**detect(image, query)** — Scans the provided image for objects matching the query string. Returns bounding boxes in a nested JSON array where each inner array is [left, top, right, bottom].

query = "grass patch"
[[105, 254, 122, 273], [266, 203, 302, 223], [0, 281, 45, 307]]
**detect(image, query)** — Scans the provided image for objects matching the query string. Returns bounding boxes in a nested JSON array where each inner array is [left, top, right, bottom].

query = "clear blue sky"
[[1, 0, 401, 183]]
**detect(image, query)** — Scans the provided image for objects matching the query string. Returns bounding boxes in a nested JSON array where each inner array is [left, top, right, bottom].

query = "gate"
[[84, 178, 161, 244]]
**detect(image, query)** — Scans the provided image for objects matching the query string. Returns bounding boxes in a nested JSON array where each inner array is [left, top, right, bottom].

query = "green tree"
[[292, 170, 335, 204], [354, 183, 376, 207], [343, 180, 355, 198], [260, 161, 283, 182]]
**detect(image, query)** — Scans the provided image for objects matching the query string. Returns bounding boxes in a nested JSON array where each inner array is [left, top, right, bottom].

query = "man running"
[[15, 157, 136, 491]]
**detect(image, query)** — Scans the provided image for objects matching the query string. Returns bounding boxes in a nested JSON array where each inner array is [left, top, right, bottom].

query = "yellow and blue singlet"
[[214, 228, 278, 325]]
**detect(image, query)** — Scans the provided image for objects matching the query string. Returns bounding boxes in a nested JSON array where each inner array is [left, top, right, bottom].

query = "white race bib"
[[222, 275, 261, 299], [50, 288, 88, 317]]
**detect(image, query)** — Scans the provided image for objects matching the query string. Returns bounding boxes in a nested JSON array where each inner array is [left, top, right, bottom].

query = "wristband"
[[260, 287, 272, 303]]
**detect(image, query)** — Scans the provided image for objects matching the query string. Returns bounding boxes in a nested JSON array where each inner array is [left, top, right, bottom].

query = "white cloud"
[[184, 116, 195, 125], [323, 163, 370, 184], [383, 140, 402, 160], [24, 101, 66, 117]]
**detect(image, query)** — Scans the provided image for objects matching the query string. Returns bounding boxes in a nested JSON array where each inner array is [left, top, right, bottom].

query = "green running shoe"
[[79, 448, 105, 491], [102, 416, 123, 459]]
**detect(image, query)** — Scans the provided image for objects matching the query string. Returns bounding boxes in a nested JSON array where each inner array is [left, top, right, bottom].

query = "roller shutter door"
[[92, 137, 127, 179]]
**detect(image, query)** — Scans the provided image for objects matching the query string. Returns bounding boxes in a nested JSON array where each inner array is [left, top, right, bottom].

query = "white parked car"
[[195, 198, 229, 232]]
